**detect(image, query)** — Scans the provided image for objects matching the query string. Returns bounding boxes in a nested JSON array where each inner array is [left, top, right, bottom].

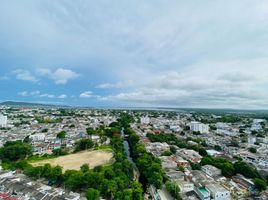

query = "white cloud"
[[52, 68, 80, 85], [13, 69, 38, 83], [96, 80, 134, 89], [101, 58, 268, 109], [36, 68, 80, 85], [39, 94, 55, 98], [3, 1, 268, 108], [58, 94, 67, 99], [18, 91, 28, 96], [18, 90, 67, 99], [79, 91, 93, 98], [30, 90, 40, 95], [36, 68, 51, 76]]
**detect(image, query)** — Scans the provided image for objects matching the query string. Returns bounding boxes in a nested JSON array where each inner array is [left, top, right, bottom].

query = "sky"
[[0, 1, 268, 109]]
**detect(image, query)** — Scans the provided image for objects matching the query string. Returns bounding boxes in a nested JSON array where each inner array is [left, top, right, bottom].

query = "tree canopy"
[[0, 141, 32, 161]]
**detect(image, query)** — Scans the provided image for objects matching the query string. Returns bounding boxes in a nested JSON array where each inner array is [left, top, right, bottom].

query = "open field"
[[30, 150, 113, 171]]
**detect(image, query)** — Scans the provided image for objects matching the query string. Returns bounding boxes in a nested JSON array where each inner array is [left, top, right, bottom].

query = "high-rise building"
[[190, 121, 209, 133], [0, 115, 7, 127], [140, 116, 150, 124]]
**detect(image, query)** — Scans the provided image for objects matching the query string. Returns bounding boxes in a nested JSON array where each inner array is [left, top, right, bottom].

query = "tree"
[[184, 126, 190, 131], [75, 139, 94, 152], [57, 131, 66, 139], [170, 146, 177, 154], [86, 127, 95, 139], [49, 165, 63, 183], [52, 148, 68, 156], [80, 164, 90, 173], [178, 166, 185, 172], [42, 128, 48, 133], [0, 141, 32, 161], [234, 161, 260, 179], [249, 147, 257, 153], [86, 188, 100, 200], [190, 162, 201, 170], [161, 151, 172, 156], [199, 148, 208, 156], [166, 181, 181, 199], [214, 145, 222, 151], [254, 178, 267, 191], [131, 181, 143, 200], [65, 171, 84, 191], [221, 162, 235, 177]]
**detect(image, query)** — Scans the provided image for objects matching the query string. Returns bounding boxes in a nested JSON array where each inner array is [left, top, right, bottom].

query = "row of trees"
[[147, 132, 188, 148], [123, 115, 182, 199], [126, 128, 164, 189]]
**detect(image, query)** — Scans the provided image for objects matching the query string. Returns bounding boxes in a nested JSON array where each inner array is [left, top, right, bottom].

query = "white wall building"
[[190, 122, 209, 133], [248, 136, 256, 145], [29, 133, 45, 141], [177, 181, 194, 193], [206, 183, 231, 200], [201, 165, 221, 178], [140, 116, 150, 124], [0, 115, 7, 127]]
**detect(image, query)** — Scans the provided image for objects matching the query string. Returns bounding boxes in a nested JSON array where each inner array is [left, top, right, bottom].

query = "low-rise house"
[[205, 182, 231, 200], [195, 187, 210, 200], [145, 142, 170, 156], [177, 181, 194, 193], [201, 165, 221, 178], [166, 170, 185, 181], [160, 157, 177, 170], [177, 149, 202, 163], [175, 156, 189, 168], [232, 174, 254, 193]]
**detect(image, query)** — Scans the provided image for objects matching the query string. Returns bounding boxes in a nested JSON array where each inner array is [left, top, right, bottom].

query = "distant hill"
[[0, 101, 67, 108]]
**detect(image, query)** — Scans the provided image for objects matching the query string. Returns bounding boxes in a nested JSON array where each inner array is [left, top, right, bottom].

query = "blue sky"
[[1, 1, 268, 109]]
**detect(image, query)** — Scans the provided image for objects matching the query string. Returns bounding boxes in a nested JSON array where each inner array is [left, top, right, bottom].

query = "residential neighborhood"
[[0, 105, 267, 199]]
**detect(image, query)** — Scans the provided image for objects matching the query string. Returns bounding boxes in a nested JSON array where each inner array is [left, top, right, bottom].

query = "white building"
[[177, 181, 194, 193], [140, 116, 150, 124], [29, 133, 45, 141], [248, 136, 256, 145], [201, 165, 221, 178], [251, 123, 262, 131], [253, 119, 265, 124], [190, 122, 209, 133], [0, 115, 7, 127], [206, 183, 231, 200]]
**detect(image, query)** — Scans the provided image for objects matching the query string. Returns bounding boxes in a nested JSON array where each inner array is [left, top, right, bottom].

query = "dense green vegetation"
[[74, 138, 95, 152], [254, 178, 267, 191], [248, 147, 257, 153], [147, 133, 188, 148], [126, 128, 164, 189], [0, 141, 32, 162], [35, 117, 63, 124], [201, 156, 265, 184], [201, 156, 235, 177], [166, 181, 181, 200]]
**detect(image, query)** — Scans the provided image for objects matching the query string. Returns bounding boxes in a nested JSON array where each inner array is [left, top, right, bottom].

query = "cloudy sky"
[[0, 1, 268, 109]]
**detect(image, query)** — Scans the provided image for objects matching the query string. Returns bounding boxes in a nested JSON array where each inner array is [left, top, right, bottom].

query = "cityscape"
[[0, 104, 267, 199], [1, 1, 268, 200]]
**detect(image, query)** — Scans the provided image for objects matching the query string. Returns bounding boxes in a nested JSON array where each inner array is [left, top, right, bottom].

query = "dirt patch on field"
[[31, 150, 113, 171]]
